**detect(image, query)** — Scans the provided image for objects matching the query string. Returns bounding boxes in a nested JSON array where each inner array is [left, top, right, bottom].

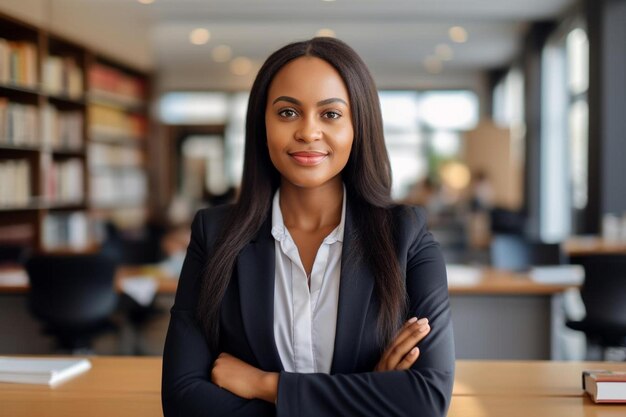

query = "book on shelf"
[[89, 63, 144, 102], [0, 357, 91, 386], [90, 169, 147, 206], [42, 55, 83, 99], [583, 370, 626, 403], [0, 38, 38, 88], [0, 100, 39, 146], [0, 159, 31, 207], [0, 38, 8, 84], [88, 104, 147, 140], [89, 142, 144, 168], [41, 104, 84, 150], [43, 157, 84, 204]]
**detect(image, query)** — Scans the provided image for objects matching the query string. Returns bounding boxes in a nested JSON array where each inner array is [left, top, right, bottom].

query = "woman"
[[162, 37, 455, 417]]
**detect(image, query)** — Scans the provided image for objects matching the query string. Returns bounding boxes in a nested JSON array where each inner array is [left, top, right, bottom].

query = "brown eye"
[[278, 109, 298, 118], [324, 111, 341, 119]]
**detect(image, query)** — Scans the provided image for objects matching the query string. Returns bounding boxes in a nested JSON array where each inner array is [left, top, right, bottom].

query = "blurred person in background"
[[467, 170, 494, 250]]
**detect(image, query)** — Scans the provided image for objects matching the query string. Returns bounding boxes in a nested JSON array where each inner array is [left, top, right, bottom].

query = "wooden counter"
[[564, 236, 626, 257], [449, 396, 625, 417], [0, 265, 178, 295], [0, 265, 577, 296], [453, 360, 626, 396], [1, 358, 625, 417], [447, 268, 577, 295]]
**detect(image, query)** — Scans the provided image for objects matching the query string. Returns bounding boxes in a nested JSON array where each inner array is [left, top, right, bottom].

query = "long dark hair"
[[196, 37, 406, 350]]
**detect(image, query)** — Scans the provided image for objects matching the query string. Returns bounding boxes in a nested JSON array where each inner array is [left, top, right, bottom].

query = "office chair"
[[530, 242, 564, 265], [489, 208, 526, 235], [101, 221, 165, 265], [25, 253, 119, 353], [0, 244, 30, 264], [566, 255, 626, 360]]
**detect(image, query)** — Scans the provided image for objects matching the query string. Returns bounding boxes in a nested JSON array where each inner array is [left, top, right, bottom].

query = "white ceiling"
[[1, 0, 578, 90], [142, 0, 577, 90]]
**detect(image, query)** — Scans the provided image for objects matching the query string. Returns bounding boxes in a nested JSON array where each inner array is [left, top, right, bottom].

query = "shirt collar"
[[271, 185, 346, 244]]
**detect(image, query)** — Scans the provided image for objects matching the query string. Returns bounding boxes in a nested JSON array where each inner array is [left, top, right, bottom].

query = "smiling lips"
[[288, 151, 329, 166]]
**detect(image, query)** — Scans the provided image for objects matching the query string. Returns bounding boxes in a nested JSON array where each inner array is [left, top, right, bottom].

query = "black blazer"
[[162, 201, 455, 417]]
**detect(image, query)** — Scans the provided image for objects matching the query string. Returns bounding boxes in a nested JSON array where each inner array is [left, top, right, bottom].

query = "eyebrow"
[[272, 96, 348, 107]]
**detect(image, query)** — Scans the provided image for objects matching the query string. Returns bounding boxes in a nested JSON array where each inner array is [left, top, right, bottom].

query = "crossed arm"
[[162, 208, 454, 417], [211, 316, 432, 403]]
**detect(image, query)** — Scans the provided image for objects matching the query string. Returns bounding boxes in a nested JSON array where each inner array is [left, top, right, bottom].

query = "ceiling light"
[[230, 57, 253, 76], [435, 44, 453, 61], [449, 26, 468, 43], [190, 28, 211, 45], [137, 0, 155, 4], [316, 28, 336, 38], [424, 56, 443, 74], [322, 0, 336, 2], [212, 45, 232, 63]]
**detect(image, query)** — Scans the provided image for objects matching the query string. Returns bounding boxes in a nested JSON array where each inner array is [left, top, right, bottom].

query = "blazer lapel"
[[331, 200, 375, 374], [237, 216, 284, 372]]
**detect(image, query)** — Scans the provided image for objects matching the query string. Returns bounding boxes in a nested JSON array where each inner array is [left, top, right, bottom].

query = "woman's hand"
[[211, 353, 279, 403], [374, 317, 430, 372]]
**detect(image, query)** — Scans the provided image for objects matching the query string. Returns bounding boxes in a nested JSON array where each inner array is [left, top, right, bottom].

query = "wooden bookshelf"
[[86, 54, 150, 231], [0, 12, 151, 255]]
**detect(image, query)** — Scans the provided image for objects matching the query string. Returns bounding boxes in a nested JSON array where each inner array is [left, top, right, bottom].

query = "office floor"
[[94, 295, 174, 356]]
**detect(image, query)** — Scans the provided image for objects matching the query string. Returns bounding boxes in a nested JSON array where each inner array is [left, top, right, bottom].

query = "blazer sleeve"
[[275, 207, 455, 417], [161, 209, 276, 417]]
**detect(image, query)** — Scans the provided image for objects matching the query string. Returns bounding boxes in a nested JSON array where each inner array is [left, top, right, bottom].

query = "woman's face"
[[265, 56, 354, 189]]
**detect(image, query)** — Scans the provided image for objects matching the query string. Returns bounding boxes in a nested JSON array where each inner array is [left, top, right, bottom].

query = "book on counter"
[[583, 370, 626, 403], [0, 357, 91, 386]]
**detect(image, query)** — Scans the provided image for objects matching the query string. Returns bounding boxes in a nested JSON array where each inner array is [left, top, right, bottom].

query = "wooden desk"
[[451, 360, 626, 417], [0, 357, 162, 417], [1, 358, 625, 417], [0, 265, 576, 296], [0, 265, 178, 295], [449, 396, 626, 417], [453, 360, 626, 396], [448, 268, 577, 295], [116, 266, 178, 295], [564, 236, 626, 257]]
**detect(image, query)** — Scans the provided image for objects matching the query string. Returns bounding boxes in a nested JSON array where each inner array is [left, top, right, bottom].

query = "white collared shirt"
[[271, 187, 345, 374]]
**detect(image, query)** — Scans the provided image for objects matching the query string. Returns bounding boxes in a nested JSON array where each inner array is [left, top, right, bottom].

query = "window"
[[378, 91, 424, 199], [539, 22, 589, 241], [493, 67, 525, 129], [566, 28, 589, 211], [159, 92, 229, 125]]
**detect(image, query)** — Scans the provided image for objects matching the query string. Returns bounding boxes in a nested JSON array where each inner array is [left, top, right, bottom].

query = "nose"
[[294, 115, 322, 143]]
